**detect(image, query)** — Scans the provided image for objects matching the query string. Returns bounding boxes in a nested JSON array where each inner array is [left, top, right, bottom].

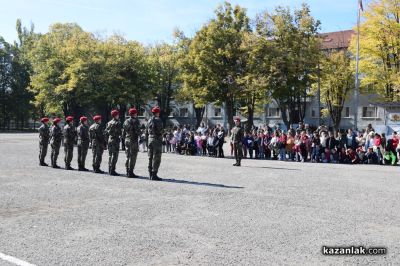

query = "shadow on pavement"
[[241, 166, 300, 171], [160, 178, 244, 189]]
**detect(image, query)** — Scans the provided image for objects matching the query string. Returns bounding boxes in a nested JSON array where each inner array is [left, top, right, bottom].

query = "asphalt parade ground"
[[1, 133, 400, 265]]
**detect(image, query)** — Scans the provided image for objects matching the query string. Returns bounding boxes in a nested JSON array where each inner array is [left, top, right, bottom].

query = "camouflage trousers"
[[125, 139, 139, 172], [92, 145, 104, 170], [148, 140, 162, 174], [108, 141, 119, 172], [51, 141, 61, 166], [77, 142, 89, 168], [64, 144, 74, 167], [39, 141, 48, 164], [233, 142, 243, 163]]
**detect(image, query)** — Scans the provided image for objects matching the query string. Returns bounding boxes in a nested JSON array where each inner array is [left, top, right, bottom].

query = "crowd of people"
[[157, 122, 400, 166]]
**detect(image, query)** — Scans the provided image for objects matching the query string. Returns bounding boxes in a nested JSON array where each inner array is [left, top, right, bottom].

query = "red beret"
[[80, 116, 88, 122], [53, 118, 61, 124], [93, 115, 102, 121], [128, 108, 137, 115], [111, 110, 119, 117], [66, 116, 74, 122], [151, 106, 160, 114], [234, 116, 241, 122], [41, 117, 49, 123]]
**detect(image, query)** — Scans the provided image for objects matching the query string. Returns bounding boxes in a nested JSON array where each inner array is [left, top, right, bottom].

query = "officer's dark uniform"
[[231, 118, 244, 166], [63, 118, 77, 170], [89, 117, 106, 173], [146, 108, 163, 180], [50, 119, 63, 168], [38, 119, 50, 166], [77, 118, 90, 171], [105, 111, 122, 176], [123, 111, 141, 178]]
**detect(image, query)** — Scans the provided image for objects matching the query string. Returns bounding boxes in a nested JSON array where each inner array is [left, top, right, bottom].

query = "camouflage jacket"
[[89, 123, 106, 148], [105, 119, 122, 144], [38, 124, 50, 143], [77, 124, 90, 146], [50, 124, 63, 145], [146, 117, 163, 143], [63, 123, 77, 145], [231, 126, 244, 144], [123, 117, 141, 141]]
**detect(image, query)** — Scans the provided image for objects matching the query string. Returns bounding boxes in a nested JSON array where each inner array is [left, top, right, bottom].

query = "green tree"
[[237, 32, 272, 130], [182, 1, 250, 130], [148, 42, 181, 127], [257, 4, 321, 128], [28, 23, 152, 124], [315, 51, 354, 133], [350, 0, 400, 101], [0, 20, 35, 130]]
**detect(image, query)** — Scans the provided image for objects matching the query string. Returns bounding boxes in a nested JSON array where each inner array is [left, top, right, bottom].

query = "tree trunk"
[[193, 105, 205, 128], [119, 104, 127, 125], [246, 105, 254, 132], [280, 104, 290, 130], [225, 96, 234, 132]]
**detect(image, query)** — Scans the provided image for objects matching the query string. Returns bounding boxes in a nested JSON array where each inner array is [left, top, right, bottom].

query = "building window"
[[214, 107, 222, 117], [362, 107, 377, 118], [342, 107, 350, 118], [179, 108, 189, 117], [267, 107, 280, 118], [311, 107, 323, 118]]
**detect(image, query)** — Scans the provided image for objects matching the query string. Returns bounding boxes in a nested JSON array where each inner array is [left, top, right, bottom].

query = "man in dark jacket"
[[38, 117, 50, 166], [63, 116, 77, 170], [77, 116, 90, 171]]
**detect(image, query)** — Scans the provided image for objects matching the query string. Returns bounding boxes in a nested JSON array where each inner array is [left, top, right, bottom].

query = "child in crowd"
[[383, 147, 397, 166]]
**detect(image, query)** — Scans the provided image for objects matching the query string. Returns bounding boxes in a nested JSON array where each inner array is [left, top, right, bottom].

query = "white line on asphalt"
[[0, 252, 36, 266]]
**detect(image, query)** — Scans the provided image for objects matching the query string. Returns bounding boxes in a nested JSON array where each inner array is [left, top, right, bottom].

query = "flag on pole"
[[359, 0, 364, 11]]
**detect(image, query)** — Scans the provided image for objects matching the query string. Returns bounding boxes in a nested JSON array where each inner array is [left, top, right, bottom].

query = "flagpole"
[[354, 1, 361, 131]]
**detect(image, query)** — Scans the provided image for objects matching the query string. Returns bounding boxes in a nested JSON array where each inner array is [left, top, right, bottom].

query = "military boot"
[[127, 169, 138, 178], [150, 172, 162, 181], [94, 168, 104, 174], [110, 167, 120, 176]]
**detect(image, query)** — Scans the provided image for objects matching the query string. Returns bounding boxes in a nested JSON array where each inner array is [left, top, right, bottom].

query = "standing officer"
[[77, 116, 90, 171], [123, 108, 141, 178], [63, 116, 76, 170], [50, 117, 63, 168], [89, 115, 106, 173], [38, 117, 50, 166], [146, 106, 163, 181], [231, 117, 244, 166], [105, 110, 122, 176]]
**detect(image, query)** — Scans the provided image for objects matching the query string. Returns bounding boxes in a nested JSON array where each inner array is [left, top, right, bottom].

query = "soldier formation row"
[[38, 107, 164, 181]]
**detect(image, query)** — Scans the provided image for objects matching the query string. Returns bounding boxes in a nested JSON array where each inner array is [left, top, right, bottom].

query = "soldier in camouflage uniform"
[[50, 118, 63, 168], [38, 117, 50, 166], [231, 117, 244, 167], [123, 108, 141, 178], [77, 116, 90, 171], [89, 115, 106, 173], [63, 116, 77, 170], [146, 106, 163, 181], [105, 110, 122, 176]]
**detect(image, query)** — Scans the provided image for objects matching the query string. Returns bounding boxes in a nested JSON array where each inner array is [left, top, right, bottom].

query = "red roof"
[[319, 30, 354, 50]]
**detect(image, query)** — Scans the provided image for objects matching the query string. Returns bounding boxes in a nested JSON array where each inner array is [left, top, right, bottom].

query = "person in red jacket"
[[391, 131, 399, 151]]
